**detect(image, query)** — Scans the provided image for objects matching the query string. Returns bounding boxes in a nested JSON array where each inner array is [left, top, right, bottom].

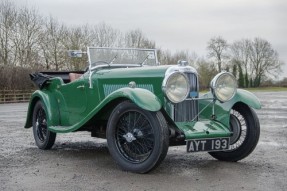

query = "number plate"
[[186, 138, 230, 152]]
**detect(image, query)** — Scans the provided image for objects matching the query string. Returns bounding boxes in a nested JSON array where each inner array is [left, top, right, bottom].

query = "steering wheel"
[[91, 61, 109, 66]]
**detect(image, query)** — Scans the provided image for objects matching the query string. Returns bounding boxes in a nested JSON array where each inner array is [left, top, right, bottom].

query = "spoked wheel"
[[209, 103, 260, 161], [116, 111, 155, 163], [32, 101, 56, 149], [107, 101, 169, 173]]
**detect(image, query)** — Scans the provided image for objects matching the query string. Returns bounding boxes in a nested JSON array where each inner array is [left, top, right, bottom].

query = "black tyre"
[[106, 101, 169, 173], [32, 101, 56, 149], [209, 103, 260, 161]]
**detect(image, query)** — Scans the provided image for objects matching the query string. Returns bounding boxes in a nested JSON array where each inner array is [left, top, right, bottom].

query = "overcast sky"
[[14, 0, 287, 79]]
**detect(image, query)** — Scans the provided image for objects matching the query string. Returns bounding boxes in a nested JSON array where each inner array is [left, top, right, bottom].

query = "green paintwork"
[[176, 120, 231, 140], [25, 89, 60, 128], [171, 89, 260, 140], [25, 62, 260, 141], [48, 87, 161, 133], [198, 89, 261, 128], [25, 66, 168, 132]]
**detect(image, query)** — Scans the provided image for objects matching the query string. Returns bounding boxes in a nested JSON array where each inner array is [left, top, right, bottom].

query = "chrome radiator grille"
[[174, 72, 199, 122]]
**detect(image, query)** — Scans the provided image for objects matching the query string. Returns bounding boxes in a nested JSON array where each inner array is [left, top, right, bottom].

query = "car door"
[[57, 78, 88, 125]]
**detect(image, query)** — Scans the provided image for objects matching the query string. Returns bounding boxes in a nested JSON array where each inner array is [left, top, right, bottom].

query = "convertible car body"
[[25, 47, 261, 173]]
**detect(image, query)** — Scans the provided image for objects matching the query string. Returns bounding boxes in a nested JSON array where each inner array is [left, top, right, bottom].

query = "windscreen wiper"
[[109, 54, 118, 65], [139, 54, 150, 66]]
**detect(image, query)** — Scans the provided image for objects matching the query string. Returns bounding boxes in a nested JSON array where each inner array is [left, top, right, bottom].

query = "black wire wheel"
[[32, 101, 56, 150], [209, 103, 260, 161], [107, 101, 169, 173]]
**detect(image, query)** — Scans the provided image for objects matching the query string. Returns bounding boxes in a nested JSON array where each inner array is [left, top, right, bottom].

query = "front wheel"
[[209, 103, 260, 161], [32, 101, 56, 149], [106, 101, 169, 173]]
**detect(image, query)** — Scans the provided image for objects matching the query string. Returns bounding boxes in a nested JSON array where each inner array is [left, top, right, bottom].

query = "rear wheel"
[[209, 103, 260, 161], [107, 101, 169, 173], [32, 101, 56, 149]]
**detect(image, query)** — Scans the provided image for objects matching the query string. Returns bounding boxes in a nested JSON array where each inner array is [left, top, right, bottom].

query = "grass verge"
[[243, 87, 287, 92], [200, 87, 287, 93]]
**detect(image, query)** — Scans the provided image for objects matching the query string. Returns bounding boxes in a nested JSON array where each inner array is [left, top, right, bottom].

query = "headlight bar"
[[166, 71, 237, 121]]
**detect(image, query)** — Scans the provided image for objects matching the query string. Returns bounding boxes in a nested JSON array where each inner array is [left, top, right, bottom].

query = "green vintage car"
[[25, 47, 261, 173]]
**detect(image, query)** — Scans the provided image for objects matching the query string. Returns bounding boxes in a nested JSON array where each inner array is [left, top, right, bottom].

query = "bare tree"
[[196, 58, 217, 89], [124, 29, 155, 48], [230, 39, 252, 87], [207, 36, 228, 72], [13, 6, 43, 68], [158, 49, 197, 65], [40, 16, 66, 70], [64, 25, 92, 49], [230, 39, 251, 73], [62, 25, 93, 70], [249, 37, 283, 86], [0, 0, 17, 66], [92, 22, 120, 47]]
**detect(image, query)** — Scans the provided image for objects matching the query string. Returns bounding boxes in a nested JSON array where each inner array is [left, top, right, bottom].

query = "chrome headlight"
[[210, 72, 237, 102], [162, 72, 190, 103]]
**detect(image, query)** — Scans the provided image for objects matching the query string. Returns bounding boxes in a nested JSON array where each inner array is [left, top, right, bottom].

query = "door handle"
[[77, 85, 85, 89]]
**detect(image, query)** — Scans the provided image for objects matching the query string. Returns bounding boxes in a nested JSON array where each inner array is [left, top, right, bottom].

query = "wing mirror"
[[67, 50, 84, 58]]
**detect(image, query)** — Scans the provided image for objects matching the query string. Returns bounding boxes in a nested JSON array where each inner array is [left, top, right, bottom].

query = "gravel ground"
[[0, 91, 287, 191]]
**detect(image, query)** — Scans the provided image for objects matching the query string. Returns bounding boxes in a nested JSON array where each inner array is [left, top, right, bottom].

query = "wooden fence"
[[0, 90, 35, 104]]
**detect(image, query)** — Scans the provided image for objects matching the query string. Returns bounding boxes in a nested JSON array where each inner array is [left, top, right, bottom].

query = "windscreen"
[[88, 47, 158, 68]]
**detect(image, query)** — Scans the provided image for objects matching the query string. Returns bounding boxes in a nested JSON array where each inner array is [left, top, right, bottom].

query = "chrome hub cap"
[[123, 132, 136, 143]]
